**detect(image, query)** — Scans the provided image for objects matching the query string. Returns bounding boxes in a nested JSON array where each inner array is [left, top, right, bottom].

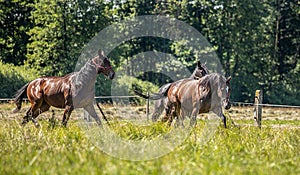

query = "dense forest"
[[0, 0, 299, 105]]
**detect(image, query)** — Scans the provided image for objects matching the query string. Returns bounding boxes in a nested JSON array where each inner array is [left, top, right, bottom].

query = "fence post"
[[254, 90, 263, 128], [146, 92, 150, 121]]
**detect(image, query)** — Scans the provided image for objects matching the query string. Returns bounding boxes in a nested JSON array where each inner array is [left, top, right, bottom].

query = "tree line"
[[0, 0, 299, 105]]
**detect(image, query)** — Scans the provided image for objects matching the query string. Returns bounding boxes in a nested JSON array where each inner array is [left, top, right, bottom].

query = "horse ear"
[[98, 49, 105, 58], [197, 60, 201, 67], [226, 76, 232, 82], [197, 61, 205, 71]]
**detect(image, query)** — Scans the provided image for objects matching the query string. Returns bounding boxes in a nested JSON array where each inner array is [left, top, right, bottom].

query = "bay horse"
[[135, 73, 231, 128], [134, 61, 210, 121], [150, 61, 210, 122], [13, 50, 115, 127], [166, 73, 231, 128]]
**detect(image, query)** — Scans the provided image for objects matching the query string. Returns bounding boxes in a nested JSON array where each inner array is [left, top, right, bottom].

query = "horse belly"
[[181, 98, 193, 112], [44, 94, 66, 109], [72, 93, 94, 108], [199, 101, 211, 114], [43, 79, 70, 108]]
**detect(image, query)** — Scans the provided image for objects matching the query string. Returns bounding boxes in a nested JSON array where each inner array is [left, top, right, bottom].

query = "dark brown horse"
[[150, 61, 210, 122], [166, 73, 231, 128], [13, 50, 115, 127], [135, 73, 231, 128]]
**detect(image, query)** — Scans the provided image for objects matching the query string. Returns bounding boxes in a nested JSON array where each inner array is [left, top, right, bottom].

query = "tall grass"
[[0, 105, 299, 175]]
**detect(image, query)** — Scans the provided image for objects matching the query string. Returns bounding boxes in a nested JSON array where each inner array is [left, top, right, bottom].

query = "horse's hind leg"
[[22, 108, 32, 125], [62, 105, 74, 127], [31, 103, 50, 127], [151, 99, 164, 122], [21, 105, 39, 126], [163, 102, 175, 126], [161, 105, 171, 123], [22, 99, 44, 127], [164, 107, 173, 126]]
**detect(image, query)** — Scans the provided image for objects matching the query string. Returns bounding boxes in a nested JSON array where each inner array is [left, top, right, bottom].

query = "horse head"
[[92, 50, 115, 79], [211, 74, 232, 110], [192, 61, 210, 79]]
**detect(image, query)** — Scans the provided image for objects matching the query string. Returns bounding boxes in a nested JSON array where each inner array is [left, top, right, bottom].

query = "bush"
[[97, 75, 159, 105], [0, 61, 38, 98]]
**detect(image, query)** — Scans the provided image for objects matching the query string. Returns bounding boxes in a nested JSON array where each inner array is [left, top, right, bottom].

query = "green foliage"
[[26, 0, 111, 76], [109, 75, 159, 104], [0, 61, 38, 97], [0, 0, 33, 65], [0, 0, 299, 105]]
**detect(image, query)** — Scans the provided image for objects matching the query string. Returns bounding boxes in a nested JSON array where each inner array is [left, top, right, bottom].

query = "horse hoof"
[[12, 108, 20, 113], [225, 104, 231, 110], [21, 120, 28, 126], [34, 123, 40, 128]]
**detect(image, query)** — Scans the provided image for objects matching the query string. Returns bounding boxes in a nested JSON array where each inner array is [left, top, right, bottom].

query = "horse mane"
[[191, 62, 210, 79], [198, 74, 210, 88], [198, 73, 223, 89], [201, 63, 210, 74]]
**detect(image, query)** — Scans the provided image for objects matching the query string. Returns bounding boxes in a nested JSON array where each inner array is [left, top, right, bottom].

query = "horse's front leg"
[[189, 108, 199, 127], [213, 107, 227, 128], [176, 103, 184, 128], [189, 102, 200, 127], [221, 114, 227, 128], [62, 105, 74, 127], [84, 104, 103, 127]]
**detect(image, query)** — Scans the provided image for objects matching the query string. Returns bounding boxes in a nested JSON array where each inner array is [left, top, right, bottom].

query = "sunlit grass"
[[0, 104, 299, 174]]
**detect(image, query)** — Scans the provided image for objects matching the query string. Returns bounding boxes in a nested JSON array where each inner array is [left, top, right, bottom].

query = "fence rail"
[[94, 96, 139, 99], [2, 92, 300, 128], [231, 102, 300, 108], [1, 96, 299, 108]]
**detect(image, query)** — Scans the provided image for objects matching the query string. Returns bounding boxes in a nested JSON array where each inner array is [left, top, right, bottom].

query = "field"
[[0, 103, 300, 175]]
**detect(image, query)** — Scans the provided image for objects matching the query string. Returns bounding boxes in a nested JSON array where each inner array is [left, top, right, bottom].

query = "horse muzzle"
[[224, 101, 231, 110], [99, 67, 115, 80], [108, 70, 115, 80]]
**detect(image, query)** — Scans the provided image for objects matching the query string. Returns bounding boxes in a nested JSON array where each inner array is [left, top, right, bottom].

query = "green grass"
[[0, 104, 300, 175]]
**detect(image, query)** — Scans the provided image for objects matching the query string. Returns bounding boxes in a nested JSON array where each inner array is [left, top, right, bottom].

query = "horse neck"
[[74, 60, 97, 89], [209, 74, 224, 100]]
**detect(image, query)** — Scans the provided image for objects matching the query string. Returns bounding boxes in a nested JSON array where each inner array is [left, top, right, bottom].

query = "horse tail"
[[134, 90, 165, 100], [158, 83, 172, 96], [12, 83, 29, 113], [133, 83, 172, 100]]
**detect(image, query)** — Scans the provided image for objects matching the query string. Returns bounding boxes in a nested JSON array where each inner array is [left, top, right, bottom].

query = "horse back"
[[177, 80, 200, 104], [172, 78, 212, 113], [26, 74, 74, 108], [167, 79, 196, 104]]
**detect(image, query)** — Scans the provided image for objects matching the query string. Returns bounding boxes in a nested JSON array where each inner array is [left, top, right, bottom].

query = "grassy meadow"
[[0, 103, 299, 175]]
